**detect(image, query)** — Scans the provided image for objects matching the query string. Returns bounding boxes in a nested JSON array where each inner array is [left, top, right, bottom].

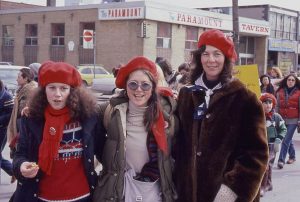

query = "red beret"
[[198, 29, 237, 62], [115, 56, 158, 89], [260, 93, 277, 107], [38, 61, 82, 87]]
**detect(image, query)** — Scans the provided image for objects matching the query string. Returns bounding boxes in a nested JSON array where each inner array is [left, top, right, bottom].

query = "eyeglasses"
[[287, 79, 295, 82], [127, 81, 152, 91]]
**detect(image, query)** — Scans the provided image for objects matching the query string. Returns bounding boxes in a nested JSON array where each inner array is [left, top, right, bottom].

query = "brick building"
[[0, 1, 270, 73]]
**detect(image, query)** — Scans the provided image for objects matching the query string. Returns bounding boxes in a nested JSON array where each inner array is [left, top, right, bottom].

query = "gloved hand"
[[274, 138, 282, 152]]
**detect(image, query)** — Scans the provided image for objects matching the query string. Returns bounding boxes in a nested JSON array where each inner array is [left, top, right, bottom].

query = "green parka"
[[93, 90, 178, 202]]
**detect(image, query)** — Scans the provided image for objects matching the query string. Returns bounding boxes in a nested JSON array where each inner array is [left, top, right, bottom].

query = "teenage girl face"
[[262, 100, 273, 113], [286, 76, 296, 88], [262, 77, 270, 86], [201, 45, 225, 81], [126, 70, 153, 107], [45, 83, 71, 110]]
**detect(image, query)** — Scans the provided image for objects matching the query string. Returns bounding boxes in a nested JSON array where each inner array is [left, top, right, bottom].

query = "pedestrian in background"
[[93, 56, 177, 202], [276, 74, 300, 169], [157, 58, 181, 93], [174, 29, 268, 202], [7, 68, 37, 158], [260, 74, 275, 95], [0, 79, 15, 183], [11, 61, 103, 202], [259, 93, 286, 197]]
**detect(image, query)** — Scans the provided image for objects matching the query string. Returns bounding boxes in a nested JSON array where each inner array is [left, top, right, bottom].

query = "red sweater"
[[39, 122, 90, 201]]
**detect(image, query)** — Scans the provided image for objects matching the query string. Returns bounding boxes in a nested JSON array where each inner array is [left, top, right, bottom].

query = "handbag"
[[124, 169, 162, 202]]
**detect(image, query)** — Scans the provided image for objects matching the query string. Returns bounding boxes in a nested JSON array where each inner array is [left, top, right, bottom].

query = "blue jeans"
[[278, 124, 297, 163], [0, 128, 13, 176]]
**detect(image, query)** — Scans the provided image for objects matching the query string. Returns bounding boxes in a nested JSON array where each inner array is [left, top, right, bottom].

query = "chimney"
[[47, 0, 56, 6]]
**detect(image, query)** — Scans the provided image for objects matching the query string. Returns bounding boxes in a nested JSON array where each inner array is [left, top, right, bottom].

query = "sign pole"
[[93, 32, 96, 79]]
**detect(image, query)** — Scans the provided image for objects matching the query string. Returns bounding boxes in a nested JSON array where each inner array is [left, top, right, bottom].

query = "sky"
[[5, 0, 300, 11]]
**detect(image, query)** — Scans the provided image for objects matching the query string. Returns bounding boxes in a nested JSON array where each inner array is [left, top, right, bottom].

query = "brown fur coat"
[[174, 79, 268, 202]]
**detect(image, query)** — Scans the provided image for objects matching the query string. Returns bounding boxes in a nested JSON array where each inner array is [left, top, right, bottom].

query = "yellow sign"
[[234, 64, 260, 98]]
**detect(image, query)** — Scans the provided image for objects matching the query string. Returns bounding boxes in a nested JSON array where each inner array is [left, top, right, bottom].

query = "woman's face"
[[45, 83, 71, 110], [126, 70, 153, 107], [262, 77, 270, 86], [17, 72, 27, 87], [201, 45, 225, 81], [286, 76, 296, 88]]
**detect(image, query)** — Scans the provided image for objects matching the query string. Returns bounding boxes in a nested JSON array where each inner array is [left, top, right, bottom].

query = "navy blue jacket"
[[12, 114, 105, 202], [0, 88, 13, 129]]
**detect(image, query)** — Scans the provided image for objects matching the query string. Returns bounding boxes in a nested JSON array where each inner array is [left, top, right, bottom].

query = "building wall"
[[171, 24, 186, 69], [96, 20, 144, 70], [0, 4, 270, 73], [143, 20, 158, 62], [255, 37, 268, 75]]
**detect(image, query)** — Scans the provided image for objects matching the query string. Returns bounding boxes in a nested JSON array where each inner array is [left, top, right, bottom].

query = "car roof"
[[0, 65, 28, 70]]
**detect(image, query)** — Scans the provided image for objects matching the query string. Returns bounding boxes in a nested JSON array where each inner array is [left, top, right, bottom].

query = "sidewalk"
[[261, 133, 300, 202], [0, 144, 16, 202]]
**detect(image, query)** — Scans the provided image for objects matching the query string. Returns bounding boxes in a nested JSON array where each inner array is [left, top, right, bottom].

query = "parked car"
[[0, 61, 13, 65], [0, 65, 29, 97], [91, 77, 116, 95], [77, 65, 113, 86]]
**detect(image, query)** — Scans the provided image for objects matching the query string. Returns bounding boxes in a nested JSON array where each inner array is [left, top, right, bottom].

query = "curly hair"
[[189, 45, 233, 84], [28, 86, 98, 121], [276, 74, 300, 93]]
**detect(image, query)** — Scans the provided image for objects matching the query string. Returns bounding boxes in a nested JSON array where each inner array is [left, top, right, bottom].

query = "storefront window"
[[185, 26, 198, 50], [2, 25, 14, 46], [269, 12, 276, 38], [51, 23, 65, 46], [25, 24, 38, 45], [276, 14, 284, 38], [157, 22, 171, 48]]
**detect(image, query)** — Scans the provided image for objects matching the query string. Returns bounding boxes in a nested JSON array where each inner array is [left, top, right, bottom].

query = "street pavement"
[[2, 133, 300, 202]]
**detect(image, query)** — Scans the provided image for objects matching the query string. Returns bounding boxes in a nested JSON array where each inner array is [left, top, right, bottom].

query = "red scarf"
[[38, 105, 71, 175], [265, 110, 274, 120], [151, 105, 168, 155]]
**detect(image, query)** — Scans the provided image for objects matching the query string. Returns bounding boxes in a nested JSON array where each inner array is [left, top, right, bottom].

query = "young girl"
[[259, 93, 286, 197], [12, 61, 103, 202]]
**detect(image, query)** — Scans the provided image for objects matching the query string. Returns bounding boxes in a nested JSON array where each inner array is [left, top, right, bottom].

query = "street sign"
[[83, 29, 94, 49]]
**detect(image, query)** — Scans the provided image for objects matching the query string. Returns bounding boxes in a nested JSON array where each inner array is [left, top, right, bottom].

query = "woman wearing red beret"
[[11, 61, 104, 202], [93, 56, 177, 202], [174, 29, 268, 202]]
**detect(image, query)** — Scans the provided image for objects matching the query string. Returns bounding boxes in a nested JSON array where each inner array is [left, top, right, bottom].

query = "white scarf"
[[195, 74, 222, 107]]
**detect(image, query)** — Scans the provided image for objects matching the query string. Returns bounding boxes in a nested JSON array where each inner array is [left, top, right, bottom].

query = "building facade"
[[205, 5, 300, 75], [0, 1, 270, 73]]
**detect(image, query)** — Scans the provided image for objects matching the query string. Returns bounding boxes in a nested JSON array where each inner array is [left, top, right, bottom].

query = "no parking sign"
[[83, 29, 94, 49]]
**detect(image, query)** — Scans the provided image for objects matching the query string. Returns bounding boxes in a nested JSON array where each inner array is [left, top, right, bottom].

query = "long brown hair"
[[189, 45, 233, 84], [28, 86, 98, 121]]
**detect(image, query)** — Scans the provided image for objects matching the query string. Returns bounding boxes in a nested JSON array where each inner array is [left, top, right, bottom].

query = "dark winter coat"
[[174, 79, 268, 202], [0, 87, 13, 129], [93, 91, 178, 202], [12, 115, 103, 202]]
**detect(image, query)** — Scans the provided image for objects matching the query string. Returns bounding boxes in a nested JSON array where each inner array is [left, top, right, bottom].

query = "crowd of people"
[[4, 28, 300, 201]]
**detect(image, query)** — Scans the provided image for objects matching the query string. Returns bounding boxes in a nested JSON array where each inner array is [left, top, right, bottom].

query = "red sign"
[[83, 30, 93, 42]]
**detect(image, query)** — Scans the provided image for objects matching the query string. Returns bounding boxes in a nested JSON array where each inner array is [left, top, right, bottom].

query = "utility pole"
[[232, 0, 240, 64]]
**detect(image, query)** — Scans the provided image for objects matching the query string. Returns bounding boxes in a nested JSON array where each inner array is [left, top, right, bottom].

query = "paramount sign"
[[99, 7, 144, 20]]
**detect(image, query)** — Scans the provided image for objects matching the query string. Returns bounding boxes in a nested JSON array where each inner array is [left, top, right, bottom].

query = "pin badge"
[[49, 127, 56, 135]]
